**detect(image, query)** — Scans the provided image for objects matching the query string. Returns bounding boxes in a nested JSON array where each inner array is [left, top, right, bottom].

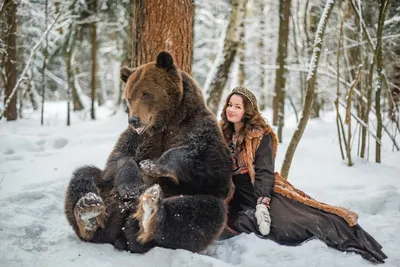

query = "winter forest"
[[0, 0, 400, 266]]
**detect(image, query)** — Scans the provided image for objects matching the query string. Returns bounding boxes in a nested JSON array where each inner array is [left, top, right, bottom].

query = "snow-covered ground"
[[0, 103, 399, 267]]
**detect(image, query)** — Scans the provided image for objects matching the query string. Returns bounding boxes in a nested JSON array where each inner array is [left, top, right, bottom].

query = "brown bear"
[[64, 51, 232, 253]]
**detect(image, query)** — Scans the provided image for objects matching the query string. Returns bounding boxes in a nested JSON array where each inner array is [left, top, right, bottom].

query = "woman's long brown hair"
[[220, 92, 270, 151]]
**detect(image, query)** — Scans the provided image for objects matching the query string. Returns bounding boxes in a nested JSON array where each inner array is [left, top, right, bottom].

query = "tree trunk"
[[64, 27, 78, 126], [280, 0, 335, 180], [374, 0, 390, 163], [131, 0, 194, 72], [4, 0, 17, 121], [335, 12, 345, 160], [41, 0, 48, 125], [118, 0, 134, 107], [273, 0, 291, 143], [238, 2, 247, 85], [71, 29, 84, 111], [90, 0, 97, 120], [307, 3, 322, 119], [258, 0, 266, 111], [205, 0, 247, 115]]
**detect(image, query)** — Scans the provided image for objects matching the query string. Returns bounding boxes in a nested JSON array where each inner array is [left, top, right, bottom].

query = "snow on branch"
[[306, 0, 334, 82]]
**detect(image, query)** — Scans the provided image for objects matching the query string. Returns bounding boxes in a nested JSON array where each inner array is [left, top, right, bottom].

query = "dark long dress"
[[227, 173, 387, 264], [226, 135, 387, 264]]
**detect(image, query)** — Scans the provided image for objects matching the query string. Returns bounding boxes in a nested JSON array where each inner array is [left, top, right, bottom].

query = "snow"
[[1, 103, 400, 267]]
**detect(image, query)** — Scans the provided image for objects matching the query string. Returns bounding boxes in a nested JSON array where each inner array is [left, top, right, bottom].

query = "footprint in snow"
[[53, 138, 69, 149]]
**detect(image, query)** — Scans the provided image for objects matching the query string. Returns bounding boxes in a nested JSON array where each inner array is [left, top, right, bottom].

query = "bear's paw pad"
[[141, 184, 162, 232], [75, 193, 106, 231]]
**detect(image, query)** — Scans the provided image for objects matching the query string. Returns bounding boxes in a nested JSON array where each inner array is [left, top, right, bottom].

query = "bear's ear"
[[156, 51, 175, 70], [120, 67, 136, 83]]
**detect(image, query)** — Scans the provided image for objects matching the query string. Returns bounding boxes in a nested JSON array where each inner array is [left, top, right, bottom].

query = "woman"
[[220, 86, 387, 264]]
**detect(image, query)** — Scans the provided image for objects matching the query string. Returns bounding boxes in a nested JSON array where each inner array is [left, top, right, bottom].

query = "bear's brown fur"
[[64, 51, 232, 253]]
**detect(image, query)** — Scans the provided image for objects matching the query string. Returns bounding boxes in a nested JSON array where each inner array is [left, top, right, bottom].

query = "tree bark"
[[90, 0, 98, 120], [335, 12, 345, 160], [273, 0, 291, 142], [238, 2, 247, 85], [205, 0, 247, 115], [374, 0, 390, 163], [258, 0, 266, 111], [280, 0, 335, 180], [41, 0, 48, 125], [131, 0, 194, 72], [4, 0, 17, 121]]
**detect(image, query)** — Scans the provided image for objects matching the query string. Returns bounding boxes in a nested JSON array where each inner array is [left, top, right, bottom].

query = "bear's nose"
[[128, 116, 141, 128]]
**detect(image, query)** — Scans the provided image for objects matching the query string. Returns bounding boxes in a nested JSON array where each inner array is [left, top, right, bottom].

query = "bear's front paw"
[[139, 160, 158, 175], [74, 192, 106, 240], [139, 160, 179, 185]]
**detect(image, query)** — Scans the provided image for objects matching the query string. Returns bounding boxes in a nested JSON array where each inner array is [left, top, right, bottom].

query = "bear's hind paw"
[[134, 184, 163, 243], [141, 184, 162, 232], [74, 192, 106, 240]]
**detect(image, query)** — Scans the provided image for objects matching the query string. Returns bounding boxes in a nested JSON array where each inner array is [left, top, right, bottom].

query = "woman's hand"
[[255, 204, 271, 235], [255, 197, 271, 235]]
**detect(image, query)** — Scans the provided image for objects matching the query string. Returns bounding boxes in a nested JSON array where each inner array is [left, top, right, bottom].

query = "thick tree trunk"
[[273, 0, 291, 142], [131, 0, 194, 72], [205, 0, 247, 115], [280, 0, 335, 180], [4, 0, 17, 121]]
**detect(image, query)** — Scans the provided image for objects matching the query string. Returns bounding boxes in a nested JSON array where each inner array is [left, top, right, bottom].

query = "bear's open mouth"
[[132, 117, 152, 135], [132, 125, 147, 135]]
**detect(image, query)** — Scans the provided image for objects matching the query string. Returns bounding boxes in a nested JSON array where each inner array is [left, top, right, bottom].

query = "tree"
[[205, 0, 247, 115], [89, 0, 98, 120], [4, 0, 17, 121], [131, 0, 194, 72], [280, 0, 335, 180], [272, 0, 291, 142]]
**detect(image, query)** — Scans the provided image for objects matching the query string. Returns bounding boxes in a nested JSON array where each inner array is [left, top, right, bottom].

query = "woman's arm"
[[253, 134, 275, 201]]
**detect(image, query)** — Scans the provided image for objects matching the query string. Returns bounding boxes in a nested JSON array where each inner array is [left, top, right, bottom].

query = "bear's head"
[[121, 51, 183, 135]]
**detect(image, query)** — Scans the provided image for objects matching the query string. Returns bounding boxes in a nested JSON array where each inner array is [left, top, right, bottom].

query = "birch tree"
[[205, 0, 247, 115]]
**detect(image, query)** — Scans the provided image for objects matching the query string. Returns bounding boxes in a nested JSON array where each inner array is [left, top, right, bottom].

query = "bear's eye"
[[141, 92, 149, 99]]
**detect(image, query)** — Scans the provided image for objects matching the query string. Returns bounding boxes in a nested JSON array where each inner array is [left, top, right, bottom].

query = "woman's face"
[[226, 94, 245, 124]]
